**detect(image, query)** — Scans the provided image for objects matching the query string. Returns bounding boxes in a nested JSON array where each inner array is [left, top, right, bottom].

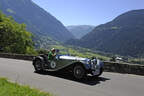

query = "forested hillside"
[[66, 9, 144, 57], [67, 25, 95, 39], [0, 0, 74, 44]]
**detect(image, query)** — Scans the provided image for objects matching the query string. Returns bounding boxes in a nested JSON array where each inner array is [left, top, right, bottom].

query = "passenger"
[[48, 48, 56, 60]]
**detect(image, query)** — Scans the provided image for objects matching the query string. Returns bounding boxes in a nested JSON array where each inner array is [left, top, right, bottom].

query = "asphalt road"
[[0, 58, 144, 96]]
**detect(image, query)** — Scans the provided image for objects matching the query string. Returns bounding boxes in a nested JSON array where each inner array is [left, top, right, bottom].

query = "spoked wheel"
[[73, 65, 86, 80], [33, 59, 43, 72]]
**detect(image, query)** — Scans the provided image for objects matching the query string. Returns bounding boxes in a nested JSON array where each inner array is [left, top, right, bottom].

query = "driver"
[[48, 48, 56, 60]]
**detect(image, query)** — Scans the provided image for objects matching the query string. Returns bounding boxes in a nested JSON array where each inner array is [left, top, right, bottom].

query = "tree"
[[0, 11, 36, 54]]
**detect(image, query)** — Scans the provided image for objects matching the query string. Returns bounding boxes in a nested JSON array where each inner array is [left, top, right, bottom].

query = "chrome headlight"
[[91, 59, 97, 65], [85, 59, 91, 64], [91, 59, 98, 70]]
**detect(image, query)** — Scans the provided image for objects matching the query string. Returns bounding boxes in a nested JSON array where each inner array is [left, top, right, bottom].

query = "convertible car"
[[32, 51, 104, 79]]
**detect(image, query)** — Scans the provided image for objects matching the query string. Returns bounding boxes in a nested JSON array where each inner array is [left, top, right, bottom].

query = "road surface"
[[0, 58, 144, 96]]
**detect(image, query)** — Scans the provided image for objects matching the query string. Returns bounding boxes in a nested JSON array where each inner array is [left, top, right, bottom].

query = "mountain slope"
[[67, 9, 144, 57], [66, 25, 95, 39], [0, 0, 74, 42]]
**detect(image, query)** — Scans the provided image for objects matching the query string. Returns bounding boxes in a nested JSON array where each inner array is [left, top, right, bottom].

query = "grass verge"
[[0, 78, 53, 96]]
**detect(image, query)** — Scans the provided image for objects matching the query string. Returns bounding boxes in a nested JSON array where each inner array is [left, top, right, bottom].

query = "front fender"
[[73, 61, 91, 70], [97, 60, 104, 68], [82, 63, 91, 70]]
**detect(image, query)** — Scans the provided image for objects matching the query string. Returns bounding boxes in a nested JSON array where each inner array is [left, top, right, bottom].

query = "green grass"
[[128, 58, 144, 65], [0, 78, 53, 96]]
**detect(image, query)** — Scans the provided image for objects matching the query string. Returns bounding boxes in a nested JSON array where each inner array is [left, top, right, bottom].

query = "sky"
[[32, 0, 144, 26]]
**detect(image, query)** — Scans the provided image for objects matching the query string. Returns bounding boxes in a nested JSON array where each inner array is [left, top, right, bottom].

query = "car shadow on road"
[[34, 71, 110, 86]]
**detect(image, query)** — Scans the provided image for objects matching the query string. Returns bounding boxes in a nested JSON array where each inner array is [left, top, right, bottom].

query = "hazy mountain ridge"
[[66, 9, 144, 57], [0, 0, 74, 42], [67, 25, 95, 39]]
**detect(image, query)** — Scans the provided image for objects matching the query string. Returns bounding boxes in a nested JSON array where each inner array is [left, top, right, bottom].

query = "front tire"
[[94, 67, 104, 77], [73, 65, 86, 80], [33, 59, 43, 72]]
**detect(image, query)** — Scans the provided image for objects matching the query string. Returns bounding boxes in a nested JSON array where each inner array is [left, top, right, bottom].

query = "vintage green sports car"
[[33, 52, 104, 79]]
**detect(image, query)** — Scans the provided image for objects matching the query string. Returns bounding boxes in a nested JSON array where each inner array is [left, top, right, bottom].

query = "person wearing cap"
[[48, 48, 56, 60]]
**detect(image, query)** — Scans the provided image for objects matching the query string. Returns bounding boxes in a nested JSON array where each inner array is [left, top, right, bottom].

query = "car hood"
[[59, 55, 87, 61]]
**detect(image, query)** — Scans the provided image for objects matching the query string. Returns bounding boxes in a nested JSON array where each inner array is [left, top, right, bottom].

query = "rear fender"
[[33, 56, 44, 65]]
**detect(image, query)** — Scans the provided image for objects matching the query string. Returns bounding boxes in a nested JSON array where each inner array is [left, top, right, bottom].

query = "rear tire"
[[33, 59, 43, 73], [73, 65, 86, 80]]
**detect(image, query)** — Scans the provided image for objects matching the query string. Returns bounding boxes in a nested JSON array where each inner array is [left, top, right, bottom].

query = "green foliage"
[[0, 11, 36, 54], [34, 35, 60, 49], [0, 78, 53, 96], [6, 8, 16, 14], [128, 58, 144, 65], [36, 48, 49, 54]]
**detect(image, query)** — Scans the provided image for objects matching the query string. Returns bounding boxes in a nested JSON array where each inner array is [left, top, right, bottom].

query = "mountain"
[[66, 25, 95, 39], [0, 0, 74, 42], [66, 9, 144, 57]]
